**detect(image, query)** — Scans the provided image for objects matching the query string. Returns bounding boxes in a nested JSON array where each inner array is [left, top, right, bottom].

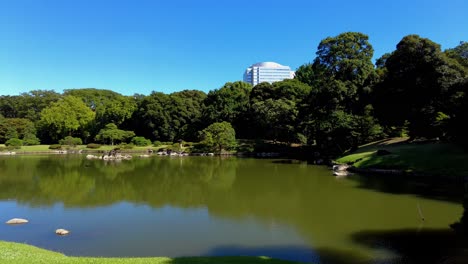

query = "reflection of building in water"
[[243, 62, 295, 86]]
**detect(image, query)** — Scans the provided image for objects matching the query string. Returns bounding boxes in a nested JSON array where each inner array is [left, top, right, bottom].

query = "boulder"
[[6, 218, 29, 225], [55, 229, 70, 236], [333, 164, 349, 172]]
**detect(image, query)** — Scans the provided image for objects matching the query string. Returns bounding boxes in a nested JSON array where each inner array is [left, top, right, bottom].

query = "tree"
[[249, 79, 311, 142], [39, 95, 95, 141], [199, 122, 237, 153], [251, 98, 298, 142], [95, 123, 135, 145], [0, 118, 38, 144], [374, 35, 467, 139], [299, 32, 378, 152], [445, 41, 468, 70], [132, 90, 206, 142], [315, 32, 375, 88], [202, 81, 252, 138], [64, 88, 136, 128]]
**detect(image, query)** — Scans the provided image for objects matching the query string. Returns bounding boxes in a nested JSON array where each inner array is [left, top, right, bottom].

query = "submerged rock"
[[55, 229, 70, 236], [6, 218, 29, 225]]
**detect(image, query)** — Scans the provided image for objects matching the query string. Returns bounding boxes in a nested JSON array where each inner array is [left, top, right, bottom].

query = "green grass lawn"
[[336, 137, 468, 177], [0, 241, 302, 264]]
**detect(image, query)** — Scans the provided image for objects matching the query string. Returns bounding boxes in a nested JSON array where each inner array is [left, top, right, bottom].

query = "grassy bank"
[[336, 138, 468, 177], [0, 241, 302, 264]]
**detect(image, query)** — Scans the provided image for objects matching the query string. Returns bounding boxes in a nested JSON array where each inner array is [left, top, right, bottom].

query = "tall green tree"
[[39, 95, 95, 141], [300, 32, 379, 152], [64, 88, 137, 135], [445, 41, 468, 70], [374, 35, 467, 139], [250, 79, 311, 142], [132, 90, 206, 141], [202, 81, 252, 138]]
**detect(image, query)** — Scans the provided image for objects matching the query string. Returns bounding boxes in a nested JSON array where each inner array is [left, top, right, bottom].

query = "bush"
[[49, 144, 62, 150], [131, 136, 151, 146], [153, 140, 162, 147], [191, 142, 212, 153], [22, 133, 40, 146], [5, 138, 23, 149], [119, 143, 134, 149], [87, 143, 102, 149], [183, 142, 193, 147], [59, 136, 82, 146]]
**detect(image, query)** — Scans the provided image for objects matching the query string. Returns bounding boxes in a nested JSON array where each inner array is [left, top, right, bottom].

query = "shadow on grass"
[[352, 228, 468, 264]]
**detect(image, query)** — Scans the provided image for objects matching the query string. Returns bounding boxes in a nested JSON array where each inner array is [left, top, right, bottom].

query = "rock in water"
[[6, 218, 29, 225], [55, 229, 70, 236]]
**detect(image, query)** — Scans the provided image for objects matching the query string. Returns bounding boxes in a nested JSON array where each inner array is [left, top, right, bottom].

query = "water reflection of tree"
[[0, 156, 463, 263]]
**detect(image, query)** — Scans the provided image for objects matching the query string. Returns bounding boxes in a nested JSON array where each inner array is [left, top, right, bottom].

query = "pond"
[[0, 155, 463, 263]]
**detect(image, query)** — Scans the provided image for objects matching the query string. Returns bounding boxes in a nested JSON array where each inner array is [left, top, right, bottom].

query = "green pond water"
[[0, 155, 464, 263]]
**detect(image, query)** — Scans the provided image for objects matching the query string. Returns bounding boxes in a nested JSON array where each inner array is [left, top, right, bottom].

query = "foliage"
[[202, 82, 252, 138], [374, 35, 467, 139], [119, 143, 135, 149], [131, 136, 152, 146], [39, 95, 95, 141], [95, 123, 135, 145], [153, 140, 163, 147], [22, 133, 41, 145], [199, 122, 237, 153], [59, 136, 83, 146], [86, 143, 102, 149], [0, 118, 37, 143], [132, 90, 206, 142], [5, 138, 22, 148], [445, 41, 468, 70], [48, 144, 62, 150]]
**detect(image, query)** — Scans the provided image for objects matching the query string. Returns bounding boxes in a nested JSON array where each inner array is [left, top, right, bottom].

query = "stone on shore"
[[55, 229, 70, 235], [6, 218, 29, 225]]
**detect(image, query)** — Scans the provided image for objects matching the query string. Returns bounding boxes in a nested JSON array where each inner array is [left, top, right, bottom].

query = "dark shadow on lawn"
[[352, 228, 468, 264]]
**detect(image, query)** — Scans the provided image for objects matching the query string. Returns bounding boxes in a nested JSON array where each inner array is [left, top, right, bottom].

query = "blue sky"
[[0, 0, 467, 96]]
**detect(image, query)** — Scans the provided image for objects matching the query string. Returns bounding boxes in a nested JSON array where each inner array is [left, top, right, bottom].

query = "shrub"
[[59, 136, 82, 146], [183, 142, 193, 147], [191, 142, 212, 153], [153, 140, 163, 147], [5, 138, 22, 149], [49, 144, 62, 150], [119, 143, 134, 149], [87, 143, 102, 149], [131, 136, 151, 146], [22, 133, 40, 146]]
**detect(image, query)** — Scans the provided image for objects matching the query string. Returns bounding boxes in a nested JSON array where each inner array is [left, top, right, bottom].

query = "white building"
[[243, 62, 295, 86]]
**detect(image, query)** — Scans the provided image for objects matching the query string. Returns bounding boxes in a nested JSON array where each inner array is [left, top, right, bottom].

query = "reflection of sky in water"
[[0, 202, 314, 262], [0, 156, 463, 263]]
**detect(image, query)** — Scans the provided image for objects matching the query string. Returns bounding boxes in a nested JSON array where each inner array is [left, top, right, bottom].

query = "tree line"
[[0, 32, 467, 154]]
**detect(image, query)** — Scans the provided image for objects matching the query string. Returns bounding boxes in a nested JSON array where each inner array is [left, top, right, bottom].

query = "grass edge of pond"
[[0, 240, 306, 264]]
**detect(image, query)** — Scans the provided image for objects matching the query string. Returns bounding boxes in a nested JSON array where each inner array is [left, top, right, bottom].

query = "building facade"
[[243, 62, 295, 86]]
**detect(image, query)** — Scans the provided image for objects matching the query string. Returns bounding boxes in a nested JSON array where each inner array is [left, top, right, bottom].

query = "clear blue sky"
[[1, 0, 467, 96]]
